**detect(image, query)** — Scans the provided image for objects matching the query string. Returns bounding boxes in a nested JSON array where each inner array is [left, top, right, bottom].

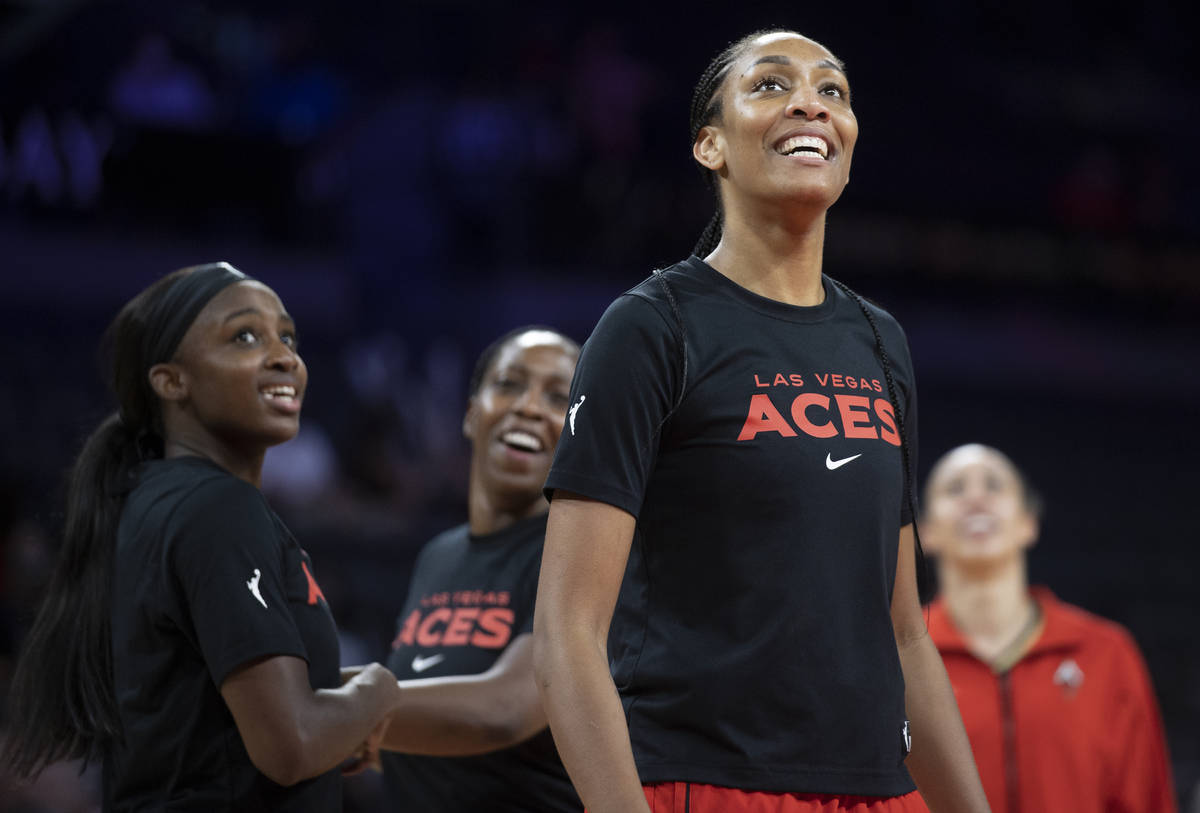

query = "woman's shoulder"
[[595, 257, 711, 333], [128, 457, 271, 537], [826, 277, 904, 328], [143, 456, 260, 504]]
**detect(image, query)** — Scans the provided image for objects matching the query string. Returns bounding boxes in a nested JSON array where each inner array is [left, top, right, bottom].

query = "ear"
[[693, 125, 726, 172], [148, 362, 188, 403], [462, 399, 478, 441]]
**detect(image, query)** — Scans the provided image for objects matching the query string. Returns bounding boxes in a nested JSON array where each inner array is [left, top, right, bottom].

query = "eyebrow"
[[749, 55, 847, 75], [493, 363, 572, 383], [223, 307, 294, 324]]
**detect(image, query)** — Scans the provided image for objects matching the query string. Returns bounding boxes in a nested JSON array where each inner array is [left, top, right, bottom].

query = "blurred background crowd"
[[0, 0, 1197, 810]]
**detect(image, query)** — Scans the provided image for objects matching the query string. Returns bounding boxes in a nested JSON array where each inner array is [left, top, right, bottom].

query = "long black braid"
[[688, 28, 791, 258], [831, 279, 932, 603]]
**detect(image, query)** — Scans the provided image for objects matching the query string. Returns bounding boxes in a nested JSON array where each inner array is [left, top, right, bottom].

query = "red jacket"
[[928, 589, 1176, 813]]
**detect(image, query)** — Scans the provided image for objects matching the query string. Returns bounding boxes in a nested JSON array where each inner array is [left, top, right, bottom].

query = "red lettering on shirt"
[[416, 608, 453, 647], [471, 608, 515, 648], [835, 394, 878, 440], [737, 394, 798, 441], [790, 393, 836, 438], [441, 607, 480, 646], [392, 605, 515, 649], [393, 609, 420, 648], [875, 398, 901, 446], [301, 561, 326, 606]]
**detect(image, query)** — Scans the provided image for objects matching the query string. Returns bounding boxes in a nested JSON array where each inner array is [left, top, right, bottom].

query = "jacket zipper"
[[999, 670, 1020, 813]]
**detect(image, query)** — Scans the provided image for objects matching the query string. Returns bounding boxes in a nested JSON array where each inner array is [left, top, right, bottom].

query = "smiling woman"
[[532, 29, 991, 813], [921, 444, 1177, 813], [2, 263, 404, 812], [373, 325, 582, 812]]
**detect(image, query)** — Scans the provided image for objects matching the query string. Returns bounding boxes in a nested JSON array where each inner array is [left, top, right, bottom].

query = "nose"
[[786, 88, 830, 121], [959, 479, 993, 509], [265, 337, 300, 371], [512, 386, 547, 420]]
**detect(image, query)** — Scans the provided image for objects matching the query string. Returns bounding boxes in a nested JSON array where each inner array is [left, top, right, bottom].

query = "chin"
[[261, 423, 301, 447]]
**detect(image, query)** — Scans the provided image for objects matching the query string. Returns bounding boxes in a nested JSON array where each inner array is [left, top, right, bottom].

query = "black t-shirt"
[[545, 256, 918, 797], [105, 456, 342, 812], [383, 514, 581, 812]]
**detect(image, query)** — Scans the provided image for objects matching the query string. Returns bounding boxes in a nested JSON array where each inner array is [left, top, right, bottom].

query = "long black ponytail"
[[3, 263, 244, 778]]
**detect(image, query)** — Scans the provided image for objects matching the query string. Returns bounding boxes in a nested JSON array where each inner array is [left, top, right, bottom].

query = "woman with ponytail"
[[3, 263, 402, 811], [534, 30, 990, 813]]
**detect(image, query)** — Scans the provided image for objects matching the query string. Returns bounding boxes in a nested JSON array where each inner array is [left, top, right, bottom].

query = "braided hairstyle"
[[686, 31, 931, 601], [688, 28, 792, 258]]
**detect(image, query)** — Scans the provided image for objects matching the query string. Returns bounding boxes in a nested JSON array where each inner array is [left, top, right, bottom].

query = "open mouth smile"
[[501, 429, 544, 453], [775, 134, 830, 160]]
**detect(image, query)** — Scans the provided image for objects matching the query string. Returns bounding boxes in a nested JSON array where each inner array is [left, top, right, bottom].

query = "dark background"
[[1, 1, 1197, 809]]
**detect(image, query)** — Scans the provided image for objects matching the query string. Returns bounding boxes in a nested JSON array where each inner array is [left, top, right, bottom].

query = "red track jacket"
[[928, 589, 1176, 813]]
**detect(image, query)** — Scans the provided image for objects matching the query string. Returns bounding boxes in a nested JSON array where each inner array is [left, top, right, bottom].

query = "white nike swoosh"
[[411, 653, 445, 673], [826, 452, 863, 470]]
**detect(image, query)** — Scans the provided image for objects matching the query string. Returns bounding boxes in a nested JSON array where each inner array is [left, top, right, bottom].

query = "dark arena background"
[[1, 1, 1197, 810]]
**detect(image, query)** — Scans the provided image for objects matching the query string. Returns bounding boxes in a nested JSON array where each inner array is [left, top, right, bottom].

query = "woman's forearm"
[[380, 635, 547, 756], [897, 632, 992, 813], [291, 664, 401, 782], [223, 658, 400, 787], [533, 495, 648, 812], [533, 627, 650, 813]]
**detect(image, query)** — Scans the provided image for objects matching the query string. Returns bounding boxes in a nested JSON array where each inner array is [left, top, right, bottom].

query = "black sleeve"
[[544, 291, 681, 518], [167, 477, 308, 687]]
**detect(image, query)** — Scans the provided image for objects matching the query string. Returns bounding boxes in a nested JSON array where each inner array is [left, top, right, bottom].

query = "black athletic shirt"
[[545, 256, 919, 797], [105, 456, 342, 812], [383, 514, 581, 812]]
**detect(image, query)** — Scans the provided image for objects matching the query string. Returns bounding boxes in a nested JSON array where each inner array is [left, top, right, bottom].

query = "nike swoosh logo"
[[826, 452, 862, 470], [411, 653, 445, 673]]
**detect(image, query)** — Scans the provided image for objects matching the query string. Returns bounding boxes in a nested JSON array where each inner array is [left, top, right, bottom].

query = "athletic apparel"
[[641, 784, 930, 813], [546, 256, 919, 796], [929, 588, 1177, 813], [106, 456, 341, 813], [383, 514, 581, 812]]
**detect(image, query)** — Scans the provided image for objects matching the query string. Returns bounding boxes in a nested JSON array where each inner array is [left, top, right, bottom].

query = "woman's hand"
[[342, 715, 391, 776]]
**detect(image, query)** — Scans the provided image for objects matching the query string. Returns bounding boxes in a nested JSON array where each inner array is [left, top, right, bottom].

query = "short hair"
[[468, 326, 579, 397]]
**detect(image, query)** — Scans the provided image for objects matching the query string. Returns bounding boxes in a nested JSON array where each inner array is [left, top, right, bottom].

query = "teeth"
[[502, 431, 543, 452], [777, 135, 828, 158], [261, 385, 296, 399]]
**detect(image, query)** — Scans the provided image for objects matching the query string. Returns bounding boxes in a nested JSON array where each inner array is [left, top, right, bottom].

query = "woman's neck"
[[163, 435, 265, 488], [940, 558, 1039, 667], [467, 482, 548, 537], [704, 200, 828, 306]]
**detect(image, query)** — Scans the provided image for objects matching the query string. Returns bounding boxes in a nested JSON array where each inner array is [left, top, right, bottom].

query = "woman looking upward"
[[533, 30, 990, 813], [4, 264, 402, 811]]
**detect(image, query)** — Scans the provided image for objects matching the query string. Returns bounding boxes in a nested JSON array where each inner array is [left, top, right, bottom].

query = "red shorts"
[[640, 782, 930, 813]]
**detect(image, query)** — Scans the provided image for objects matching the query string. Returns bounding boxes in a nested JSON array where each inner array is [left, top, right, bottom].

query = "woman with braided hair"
[[2, 263, 403, 811], [533, 30, 991, 813]]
